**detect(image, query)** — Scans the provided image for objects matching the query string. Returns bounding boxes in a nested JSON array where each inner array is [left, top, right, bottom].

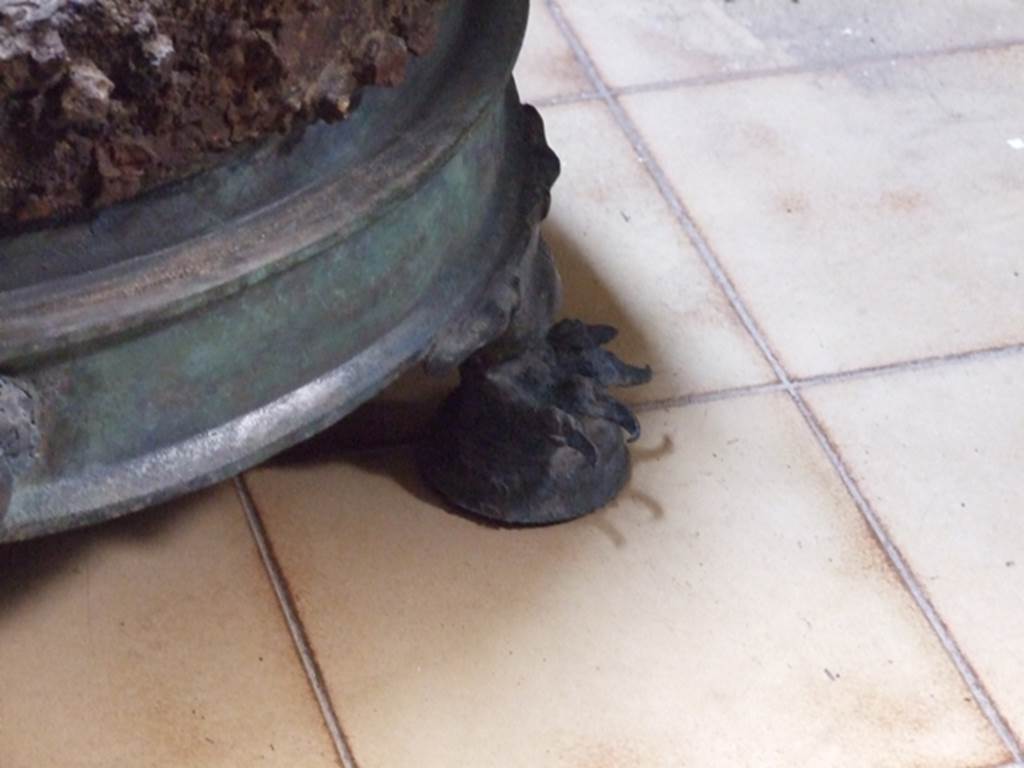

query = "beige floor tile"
[[558, 0, 1024, 88], [806, 353, 1024, 739], [246, 396, 1007, 768], [0, 485, 335, 768], [624, 48, 1024, 378], [516, 1, 591, 103], [542, 101, 774, 401]]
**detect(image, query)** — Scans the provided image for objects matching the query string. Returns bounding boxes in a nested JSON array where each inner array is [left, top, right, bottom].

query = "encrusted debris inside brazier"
[[0, 0, 446, 228], [0, 0, 648, 541]]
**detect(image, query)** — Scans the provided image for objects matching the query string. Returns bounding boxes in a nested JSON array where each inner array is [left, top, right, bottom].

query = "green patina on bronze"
[[0, 0, 545, 541]]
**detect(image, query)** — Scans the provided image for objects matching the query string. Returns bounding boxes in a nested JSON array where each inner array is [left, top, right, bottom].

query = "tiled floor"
[[3, 1, 1023, 766]]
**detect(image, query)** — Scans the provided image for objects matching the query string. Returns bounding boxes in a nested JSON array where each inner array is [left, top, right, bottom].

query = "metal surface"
[[421, 319, 653, 526], [0, 0, 546, 542]]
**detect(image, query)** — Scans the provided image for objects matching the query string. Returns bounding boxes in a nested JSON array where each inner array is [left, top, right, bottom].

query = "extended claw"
[[547, 318, 599, 350], [591, 392, 642, 443], [548, 319, 653, 389], [590, 349, 653, 389], [585, 323, 619, 346]]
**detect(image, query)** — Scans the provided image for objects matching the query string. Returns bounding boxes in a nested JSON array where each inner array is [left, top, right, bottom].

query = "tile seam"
[[636, 340, 1024, 413], [545, 0, 1024, 758], [790, 395, 1024, 761], [615, 39, 1024, 100], [528, 38, 1024, 107], [531, 90, 601, 108], [791, 342, 1024, 390], [235, 476, 360, 768], [633, 381, 787, 413]]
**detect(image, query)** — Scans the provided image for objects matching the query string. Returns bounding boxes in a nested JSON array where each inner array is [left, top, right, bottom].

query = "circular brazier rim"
[[0, 0, 527, 363], [0, 0, 552, 541]]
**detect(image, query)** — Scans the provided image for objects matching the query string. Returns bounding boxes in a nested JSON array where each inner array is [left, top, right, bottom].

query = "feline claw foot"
[[419, 319, 651, 525]]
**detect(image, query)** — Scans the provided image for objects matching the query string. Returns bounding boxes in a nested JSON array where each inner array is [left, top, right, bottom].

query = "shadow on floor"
[[0, 489, 212, 620]]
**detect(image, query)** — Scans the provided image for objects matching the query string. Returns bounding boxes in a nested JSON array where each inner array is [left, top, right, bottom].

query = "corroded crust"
[[0, 0, 446, 228], [0, 377, 40, 517]]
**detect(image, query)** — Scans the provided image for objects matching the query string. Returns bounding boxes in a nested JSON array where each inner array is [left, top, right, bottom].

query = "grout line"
[[235, 476, 360, 768], [634, 380, 787, 413], [543, 0, 790, 382], [528, 33, 1024, 109], [546, 0, 1024, 759], [634, 340, 1024, 413], [612, 37, 1024, 99], [790, 395, 1024, 762], [531, 90, 601, 108], [790, 341, 1024, 390]]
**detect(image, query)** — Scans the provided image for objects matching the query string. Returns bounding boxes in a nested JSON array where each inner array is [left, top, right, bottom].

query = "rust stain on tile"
[[854, 685, 935, 737], [681, 298, 738, 329], [880, 187, 927, 214], [852, 684, 1009, 768], [776, 190, 810, 215], [550, 52, 585, 84], [741, 121, 784, 151], [765, 394, 913, 597], [800, 411, 910, 589]]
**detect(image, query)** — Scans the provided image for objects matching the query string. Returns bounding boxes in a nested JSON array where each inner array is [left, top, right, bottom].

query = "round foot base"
[[420, 320, 652, 526]]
